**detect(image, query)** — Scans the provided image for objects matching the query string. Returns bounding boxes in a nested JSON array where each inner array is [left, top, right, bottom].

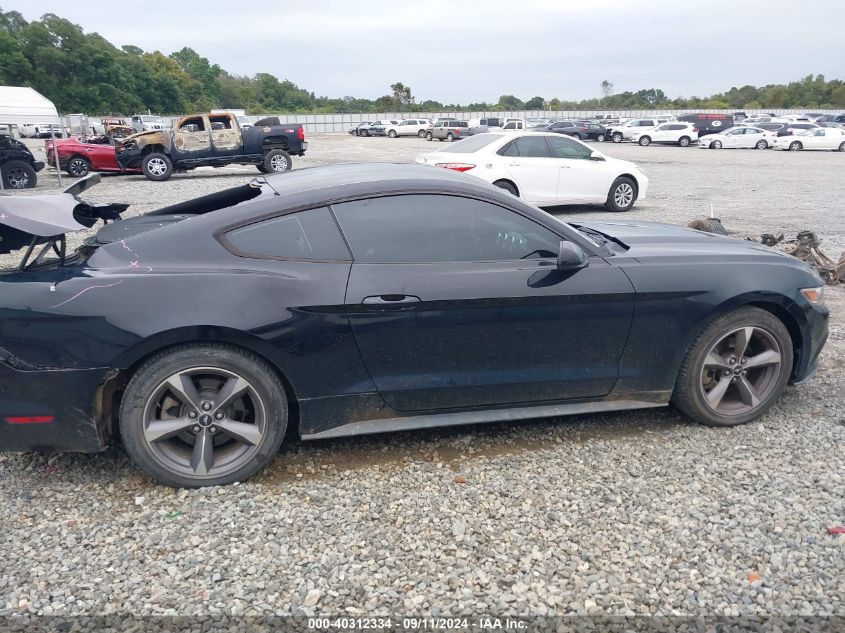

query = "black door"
[[332, 194, 635, 412]]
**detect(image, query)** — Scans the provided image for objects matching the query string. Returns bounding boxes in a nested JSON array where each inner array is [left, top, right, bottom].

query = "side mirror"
[[589, 151, 605, 161], [557, 241, 587, 270]]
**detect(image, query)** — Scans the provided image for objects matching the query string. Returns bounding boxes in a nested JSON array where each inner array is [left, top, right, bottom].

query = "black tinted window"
[[509, 136, 551, 158], [547, 136, 592, 159], [332, 195, 560, 263], [225, 207, 350, 260]]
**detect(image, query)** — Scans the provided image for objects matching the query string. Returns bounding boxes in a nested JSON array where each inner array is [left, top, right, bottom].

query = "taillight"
[[692, 127, 699, 133], [435, 163, 475, 172], [298, 127, 305, 140]]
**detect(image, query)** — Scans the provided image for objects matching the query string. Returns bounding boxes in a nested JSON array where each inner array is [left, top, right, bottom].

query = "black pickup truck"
[[116, 112, 307, 181]]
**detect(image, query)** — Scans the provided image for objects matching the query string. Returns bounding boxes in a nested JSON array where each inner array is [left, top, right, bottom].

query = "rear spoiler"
[[0, 174, 128, 269]]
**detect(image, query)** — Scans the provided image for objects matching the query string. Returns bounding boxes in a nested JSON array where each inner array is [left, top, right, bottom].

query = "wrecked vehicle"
[[1, 133, 45, 189], [0, 164, 828, 488], [99, 117, 133, 139], [46, 134, 142, 177], [116, 112, 307, 181]]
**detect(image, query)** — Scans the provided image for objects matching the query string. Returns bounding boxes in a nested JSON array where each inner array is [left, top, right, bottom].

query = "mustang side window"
[[331, 195, 561, 263], [223, 207, 350, 261]]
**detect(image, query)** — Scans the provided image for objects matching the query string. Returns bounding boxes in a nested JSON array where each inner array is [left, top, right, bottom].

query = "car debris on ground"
[[689, 218, 844, 284]]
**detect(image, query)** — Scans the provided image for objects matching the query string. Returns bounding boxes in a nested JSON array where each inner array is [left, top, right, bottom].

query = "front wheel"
[[789, 141, 802, 151], [1, 160, 37, 189], [388, 130, 397, 138], [678, 136, 691, 147], [711, 140, 722, 150], [671, 308, 793, 427], [596, 134, 606, 143], [612, 133, 623, 143], [142, 152, 173, 181], [838, 142, 845, 152], [426, 132, 433, 141], [638, 136, 651, 146], [66, 156, 91, 177], [571, 133, 582, 140], [605, 176, 637, 212], [119, 344, 289, 488], [263, 149, 292, 173], [361, 130, 369, 137]]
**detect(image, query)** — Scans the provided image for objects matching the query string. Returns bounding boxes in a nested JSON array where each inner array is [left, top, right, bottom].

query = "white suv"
[[385, 119, 432, 138], [608, 118, 661, 143], [632, 122, 699, 147]]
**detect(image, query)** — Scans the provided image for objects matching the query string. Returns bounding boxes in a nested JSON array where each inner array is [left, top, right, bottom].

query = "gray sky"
[[8, 0, 845, 103]]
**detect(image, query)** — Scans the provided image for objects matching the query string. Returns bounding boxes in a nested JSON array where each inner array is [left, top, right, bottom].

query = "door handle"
[[362, 294, 420, 305], [559, 165, 570, 169], [507, 162, 520, 167]]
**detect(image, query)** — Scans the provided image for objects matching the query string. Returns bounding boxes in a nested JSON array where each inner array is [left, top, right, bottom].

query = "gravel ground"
[[1, 134, 843, 622]]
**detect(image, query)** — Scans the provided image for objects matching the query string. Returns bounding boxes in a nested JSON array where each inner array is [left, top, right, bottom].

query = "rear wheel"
[[426, 132, 433, 141], [142, 152, 173, 181], [638, 136, 651, 146], [596, 134, 606, 142], [571, 133, 582, 140], [678, 136, 691, 147], [756, 139, 768, 149], [446, 132, 455, 141], [672, 308, 792, 427], [493, 180, 518, 196], [66, 156, 91, 177], [605, 176, 637, 212], [263, 149, 292, 173], [120, 344, 288, 488], [1, 160, 36, 189], [417, 130, 426, 138], [789, 141, 802, 151], [361, 130, 369, 137]]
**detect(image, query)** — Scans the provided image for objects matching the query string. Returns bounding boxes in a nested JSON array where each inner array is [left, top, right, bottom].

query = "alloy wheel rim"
[[699, 326, 783, 416], [142, 367, 266, 478], [614, 183, 634, 207], [270, 154, 288, 171], [6, 168, 28, 188], [69, 159, 88, 176], [148, 158, 167, 176]]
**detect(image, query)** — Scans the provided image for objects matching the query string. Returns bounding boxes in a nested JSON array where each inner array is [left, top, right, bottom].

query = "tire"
[[493, 180, 518, 196], [1, 160, 37, 189], [66, 156, 91, 177], [388, 130, 397, 138], [596, 134, 606, 143], [256, 164, 268, 173], [838, 142, 845, 152], [711, 140, 722, 150], [571, 133, 582, 140], [119, 344, 288, 488], [756, 140, 768, 150], [672, 307, 793, 427], [417, 130, 426, 138], [353, 130, 359, 136], [605, 176, 637, 212], [263, 149, 292, 173], [446, 132, 454, 141], [612, 133, 623, 143], [141, 152, 173, 181], [426, 132, 433, 141], [361, 130, 369, 137], [789, 141, 802, 151], [638, 136, 651, 146], [678, 136, 691, 147]]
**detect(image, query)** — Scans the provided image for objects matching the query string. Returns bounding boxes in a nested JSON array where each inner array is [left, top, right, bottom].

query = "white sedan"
[[699, 126, 774, 150], [415, 132, 649, 211], [772, 127, 845, 151]]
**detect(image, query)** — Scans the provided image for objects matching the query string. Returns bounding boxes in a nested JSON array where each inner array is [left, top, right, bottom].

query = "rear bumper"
[[0, 363, 112, 453]]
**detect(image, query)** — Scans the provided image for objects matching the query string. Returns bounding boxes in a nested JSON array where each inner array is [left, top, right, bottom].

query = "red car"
[[44, 135, 140, 177]]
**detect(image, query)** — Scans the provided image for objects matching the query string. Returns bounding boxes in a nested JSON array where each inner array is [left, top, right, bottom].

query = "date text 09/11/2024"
[[307, 617, 527, 630]]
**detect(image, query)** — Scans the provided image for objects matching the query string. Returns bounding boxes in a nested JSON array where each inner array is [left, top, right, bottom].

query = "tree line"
[[1, 9, 843, 116]]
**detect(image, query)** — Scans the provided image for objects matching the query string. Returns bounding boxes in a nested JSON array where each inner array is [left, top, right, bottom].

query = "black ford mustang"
[[0, 166, 828, 487]]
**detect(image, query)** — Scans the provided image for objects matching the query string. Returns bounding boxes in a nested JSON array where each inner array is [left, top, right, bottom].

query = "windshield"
[[439, 134, 504, 153], [141, 116, 161, 122]]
